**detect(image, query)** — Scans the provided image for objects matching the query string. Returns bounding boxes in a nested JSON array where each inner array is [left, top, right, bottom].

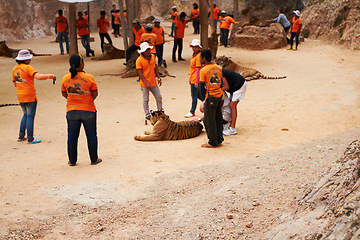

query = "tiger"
[[0, 103, 20, 107], [121, 66, 175, 78], [208, 32, 220, 59], [0, 40, 51, 58], [134, 110, 203, 141], [215, 55, 286, 81], [91, 43, 125, 61]]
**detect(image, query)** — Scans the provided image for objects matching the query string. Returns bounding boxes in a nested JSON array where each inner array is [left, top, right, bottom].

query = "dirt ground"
[[1, 23, 360, 239]]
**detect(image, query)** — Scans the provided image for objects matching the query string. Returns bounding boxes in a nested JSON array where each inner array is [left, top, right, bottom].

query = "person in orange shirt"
[[219, 10, 239, 48], [288, 10, 302, 51], [152, 18, 166, 67], [97, 10, 112, 53], [123, 9, 129, 35], [76, 11, 95, 57], [12, 50, 56, 144], [170, 6, 177, 37], [125, 18, 145, 63], [61, 54, 102, 166], [172, 12, 190, 62], [84, 9, 88, 20], [199, 49, 224, 148], [208, 3, 220, 33], [110, 4, 116, 34], [141, 24, 157, 56], [185, 39, 203, 118], [136, 42, 163, 120], [55, 9, 69, 55], [113, 8, 121, 38], [191, 3, 200, 34]]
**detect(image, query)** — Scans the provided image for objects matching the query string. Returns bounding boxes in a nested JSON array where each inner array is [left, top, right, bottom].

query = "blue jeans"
[[190, 83, 202, 114], [220, 28, 229, 47], [170, 22, 175, 36], [290, 32, 299, 48], [66, 110, 98, 164], [155, 44, 164, 65], [193, 19, 200, 34], [19, 100, 37, 140], [80, 34, 94, 57], [58, 32, 69, 54]]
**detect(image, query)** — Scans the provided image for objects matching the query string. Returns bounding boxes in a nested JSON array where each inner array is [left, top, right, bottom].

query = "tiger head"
[[150, 109, 168, 125], [215, 55, 233, 68], [103, 43, 113, 53]]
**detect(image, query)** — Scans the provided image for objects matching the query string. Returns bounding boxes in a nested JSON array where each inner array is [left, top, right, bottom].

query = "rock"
[[226, 214, 234, 219], [246, 222, 253, 228]]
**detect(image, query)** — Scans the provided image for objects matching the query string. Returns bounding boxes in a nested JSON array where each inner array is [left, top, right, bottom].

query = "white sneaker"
[[223, 127, 237, 135], [185, 112, 195, 118], [223, 122, 230, 131]]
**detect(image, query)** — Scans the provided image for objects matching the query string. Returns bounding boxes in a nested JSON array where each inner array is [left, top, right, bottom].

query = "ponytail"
[[69, 54, 83, 78], [70, 66, 77, 78]]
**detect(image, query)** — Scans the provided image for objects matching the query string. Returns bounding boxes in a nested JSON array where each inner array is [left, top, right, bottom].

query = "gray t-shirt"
[[274, 13, 290, 28]]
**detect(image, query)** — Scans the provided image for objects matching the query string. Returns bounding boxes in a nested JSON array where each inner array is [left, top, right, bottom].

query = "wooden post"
[[69, 3, 78, 55], [199, 0, 208, 49], [210, 2, 215, 34], [87, 2, 90, 33], [233, 0, 238, 20], [118, 0, 128, 49], [125, 0, 135, 45]]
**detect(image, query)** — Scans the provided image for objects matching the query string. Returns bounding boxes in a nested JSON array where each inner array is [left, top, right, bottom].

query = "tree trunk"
[[87, 2, 90, 33], [199, 0, 208, 49], [68, 3, 78, 55], [125, 0, 135, 45], [233, 0, 238, 20], [210, 3, 215, 34], [118, 0, 128, 49]]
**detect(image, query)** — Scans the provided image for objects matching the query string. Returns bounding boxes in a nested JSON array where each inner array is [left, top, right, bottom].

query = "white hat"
[[172, 6, 177, 9], [84, 9, 88, 12], [138, 42, 153, 53], [221, 10, 226, 14], [146, 23, 153, 28], [293, 10, 300, 17], [154, 18, 161, 23], [15, 50, 33, 61], [190, 39, 202, 48]]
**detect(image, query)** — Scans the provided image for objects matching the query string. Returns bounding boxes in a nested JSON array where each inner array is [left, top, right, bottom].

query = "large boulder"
[[231, 23, 287, 50]]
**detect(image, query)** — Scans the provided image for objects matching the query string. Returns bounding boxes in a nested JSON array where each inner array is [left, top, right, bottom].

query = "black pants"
[[172, 38, 183, 60], [126, 44, 140, 62], [99, 33, 112, 53], [204, 96, 224, 146]]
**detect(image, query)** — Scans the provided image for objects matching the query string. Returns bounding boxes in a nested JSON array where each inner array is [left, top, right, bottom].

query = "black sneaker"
[[178, 58, 185, 61], [172, 59, 177, 62], [163, 60, 167, 68]]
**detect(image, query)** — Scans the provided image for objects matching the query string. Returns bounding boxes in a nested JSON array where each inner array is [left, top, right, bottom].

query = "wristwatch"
[[198, 118, 202, 122]]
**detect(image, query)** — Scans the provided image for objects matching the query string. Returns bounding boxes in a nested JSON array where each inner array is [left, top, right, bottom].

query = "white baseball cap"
[[293, 10, 300, 17], [138, 42, 153, 53], [15, 50, 33, 61], [154, 18, 161, 23], [190, 39, 202, 48], [221, 10, 226, 14], [172, 6, 177, 9]]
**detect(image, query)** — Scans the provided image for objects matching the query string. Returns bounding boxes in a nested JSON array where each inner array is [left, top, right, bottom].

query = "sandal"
[[17, 136, 27, 142], [91, 158, 102, 165], [27, 138, 41, 144]]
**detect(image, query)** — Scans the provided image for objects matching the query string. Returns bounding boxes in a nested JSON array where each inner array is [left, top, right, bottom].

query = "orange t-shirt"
[[191, 9, 200, 20], [114, 12, 120, 25], [190, 52, 201, 84], [133, 26, 145, 46], [136, 55, 157, 87], [175, 20, 189, 38], [124, 12, 127, 21], [220, 16, 235, 29], [12, 64, 38, 103], [208, 7, 219, 19], [61, 72, 97, 113], [55, 16, 68, 32], [152, 26, 164, 45], [171, 11, 177, 23], [97, 17, 109, 33], [85, 14, 88, 20], [219, 16, 225, 22], [76, 18, 89, 36], [199, 63, 223, 99], [291, 17, 302, 33], [141, 33, 157, 54]]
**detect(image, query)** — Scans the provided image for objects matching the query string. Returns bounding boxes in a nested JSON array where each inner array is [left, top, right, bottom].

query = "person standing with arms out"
[[97, 10, 112, 53], [61, 54, 102, 166], [110, 4, 116, 34], [125, 19, 145, 63], [172, 12, 190, 62], [191, 3, 200, 34], [152, 18, 166, 68], [113, 8, 121, 38], [208, 3, 220, 33], [141, 24, 158, 57], [267, 8, 291, 43], [170, 6, 177, 37], [219, 10, 239, 48], [288, 10, 302, 51], [199, 49, 224, 148], [55, 9, 69, 55], [76, 11, 95, 57], [136, 42, 163, 120], [185, 39, 203, 118], [12, 50, 56, 144]]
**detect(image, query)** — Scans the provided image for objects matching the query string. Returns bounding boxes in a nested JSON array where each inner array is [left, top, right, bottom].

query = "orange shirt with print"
[[133, 26, 145, 46], [152, 26, 164, 45], [114, 12, 120, 25], [191, 9, 200, 20], [199, 63, 223, 99], [171, 11, 177, 23], [55, 16, 68, 32], [291, 17, 302, 33], [97, 17, 109, 33], [208, 7, 219, 19], [136, 55, 157, 87], [76, 18, 89, 36], [61, 72, 97, 113], [190, 52, 201, 84], [141, 33, 157, 54], [219, 16, 225, 22], [175, 20, 189, 38], [12, 64, 38, 103], [220, 16, 235, 29]]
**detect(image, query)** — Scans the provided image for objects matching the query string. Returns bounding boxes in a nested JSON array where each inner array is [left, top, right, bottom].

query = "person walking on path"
[[12, 50, 56, 144], [170, 6, 178, 37], [172, 12, 190, 62], [136, 42, 163, 120], [191, 3, 200, 34], [97, 10, 112, 53], [152, 18, 166, 68], [55, 9, 69, 55], [61, 54, 102, 166], [76, 11, 95, 57], [219, 11, 239, 48], [287, 10, 302, 51], [125, 18, 145, 63]]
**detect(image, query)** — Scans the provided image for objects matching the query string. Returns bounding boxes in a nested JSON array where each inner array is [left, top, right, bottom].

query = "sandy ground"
[[1, 24, 360, 239]]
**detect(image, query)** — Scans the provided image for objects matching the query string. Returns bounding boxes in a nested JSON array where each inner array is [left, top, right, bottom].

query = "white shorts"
[[230, 81, 247, 102], [222, 92, 231, 122]]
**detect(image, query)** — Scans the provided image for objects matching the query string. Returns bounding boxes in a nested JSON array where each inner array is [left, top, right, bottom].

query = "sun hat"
[[221, 10, 226, 14], [172, 6, 177, 9], [293, 10, 300, 17], [133, 18, 140, 24], [154, 18, 161, 23], [15, 50, 33, 61], [138, 42, 153, 54], [190, 39, 202, 48]]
